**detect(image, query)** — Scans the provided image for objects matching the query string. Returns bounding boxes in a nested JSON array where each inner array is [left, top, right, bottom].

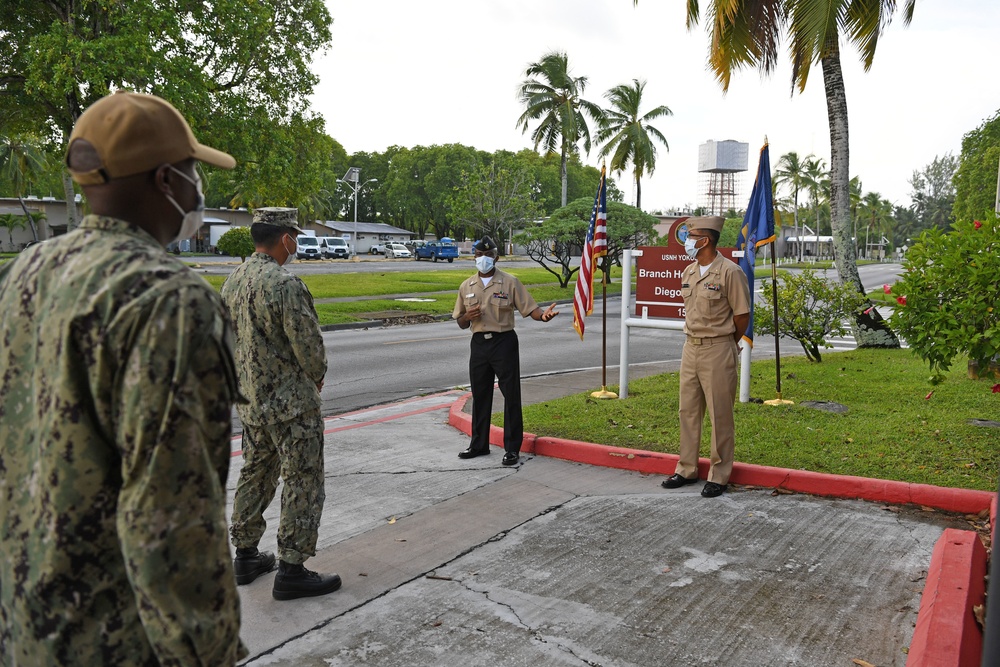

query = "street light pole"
[[336, 168, 376, 259]]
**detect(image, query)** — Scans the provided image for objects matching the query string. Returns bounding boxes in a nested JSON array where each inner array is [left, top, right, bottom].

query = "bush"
[[216, 226, 255, 262], [889, 216, 1000, 384], [754, 269, 867, 362]]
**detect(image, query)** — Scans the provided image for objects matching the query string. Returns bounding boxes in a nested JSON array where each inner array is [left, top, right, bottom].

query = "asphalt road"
[[315, 263, 903, 416]]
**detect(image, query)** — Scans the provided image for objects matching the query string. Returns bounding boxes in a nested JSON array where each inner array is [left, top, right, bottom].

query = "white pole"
[[618, 249, 633, 399], [995, 152, 1000, 214], [739, 343, 751, 403]]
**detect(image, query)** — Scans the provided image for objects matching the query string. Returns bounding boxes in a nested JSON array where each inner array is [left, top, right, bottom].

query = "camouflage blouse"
[[0, 215, 246, 666], [221, 252, 327, 426]]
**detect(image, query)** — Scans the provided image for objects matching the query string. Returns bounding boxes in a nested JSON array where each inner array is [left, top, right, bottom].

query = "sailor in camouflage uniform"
[[222, 207, 341, 601], [0, 93, 246, 665]]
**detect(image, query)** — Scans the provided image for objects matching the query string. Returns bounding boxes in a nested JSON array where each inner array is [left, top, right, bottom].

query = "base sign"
[[634, 217, 736, 320]]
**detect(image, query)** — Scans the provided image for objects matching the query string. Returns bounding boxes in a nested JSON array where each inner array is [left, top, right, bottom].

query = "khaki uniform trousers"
[[676, 336, 739, 485], [230, 409, 325, 564]]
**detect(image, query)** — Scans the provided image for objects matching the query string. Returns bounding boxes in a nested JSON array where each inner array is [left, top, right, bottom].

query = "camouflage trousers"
[[230, 409, 325, 564]]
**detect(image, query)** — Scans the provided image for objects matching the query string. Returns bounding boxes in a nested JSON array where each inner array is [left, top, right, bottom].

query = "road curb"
[[906, 529, 986, 667], [447, 392, 992, 513]]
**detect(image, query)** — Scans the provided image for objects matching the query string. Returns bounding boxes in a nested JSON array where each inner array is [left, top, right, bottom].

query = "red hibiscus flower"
[[974, 220, 983, 229], [883, 284, 892, 294], [896, 296, 907, 306], [992, 384, 1000, 394]]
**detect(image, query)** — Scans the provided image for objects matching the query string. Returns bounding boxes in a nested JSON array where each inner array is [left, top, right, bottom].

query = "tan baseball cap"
[[687, 216, 726, 233], [66, 91, 235, 185]]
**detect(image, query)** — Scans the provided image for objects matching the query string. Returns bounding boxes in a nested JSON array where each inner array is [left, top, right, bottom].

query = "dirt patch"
[[356, 311, 442, 327]]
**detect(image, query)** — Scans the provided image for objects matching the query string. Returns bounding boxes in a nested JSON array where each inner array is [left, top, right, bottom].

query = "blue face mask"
[[475, 255, 495, 274]]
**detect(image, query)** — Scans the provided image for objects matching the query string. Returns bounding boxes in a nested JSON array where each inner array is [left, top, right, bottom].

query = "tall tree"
[[773, 151, 810, 261], [516, 51, 603, 208], [952, 109, 1000, 223], [450, 152, 541, 251], [0, 0, 332, 229], [596, 79, 672, 211], [0, 134, 48, 242], [682, 0, 910, 348], [908, 153, 957, 232]]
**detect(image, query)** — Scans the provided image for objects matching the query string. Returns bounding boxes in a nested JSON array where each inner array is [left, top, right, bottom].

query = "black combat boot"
[[233, 547, 276, 585], [272, 560, 342, 601]]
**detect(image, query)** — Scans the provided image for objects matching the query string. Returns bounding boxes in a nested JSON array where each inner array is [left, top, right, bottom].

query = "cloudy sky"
[[309, 1, 998, 213]]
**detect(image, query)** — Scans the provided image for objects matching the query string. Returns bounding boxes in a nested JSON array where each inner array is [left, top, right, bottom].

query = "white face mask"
[[475, 255, 495, 274], [165, 166, 205, 244], [281, 234, 297, 265], [684, 236, 703, 259]]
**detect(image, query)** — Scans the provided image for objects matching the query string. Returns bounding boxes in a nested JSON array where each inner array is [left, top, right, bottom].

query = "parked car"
[[319, 236, 351, 259], [414, 238, 458, 263], [385, 243, 412, 259], [369, 241, 387, 255], [405, 239, 427, 252], [295, 235, 323, 260]]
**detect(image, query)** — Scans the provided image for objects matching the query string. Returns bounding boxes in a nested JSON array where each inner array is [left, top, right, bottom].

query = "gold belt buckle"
[[690, 337, 702, 345], [484, 333, 493, 340]]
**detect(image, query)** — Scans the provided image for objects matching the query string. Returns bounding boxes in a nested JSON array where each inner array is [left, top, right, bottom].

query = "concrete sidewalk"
[[229, 380, 977, 666]]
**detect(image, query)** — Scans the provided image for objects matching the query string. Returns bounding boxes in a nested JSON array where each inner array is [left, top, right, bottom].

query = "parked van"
[[295, 235, 323, 260], [319, 236, 350, 259]]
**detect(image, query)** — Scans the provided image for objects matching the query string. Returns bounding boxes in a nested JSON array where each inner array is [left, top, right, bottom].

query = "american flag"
[[573, 166, 608, 339]]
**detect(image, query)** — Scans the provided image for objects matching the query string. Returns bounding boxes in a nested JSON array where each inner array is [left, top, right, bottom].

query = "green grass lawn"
[[203, 267, 621, 325], [514, 348, 999, 491]]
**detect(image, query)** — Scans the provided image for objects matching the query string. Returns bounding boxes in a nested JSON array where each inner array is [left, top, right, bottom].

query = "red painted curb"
[[448, 393, 993, 514], [906, 529, 986, 667]]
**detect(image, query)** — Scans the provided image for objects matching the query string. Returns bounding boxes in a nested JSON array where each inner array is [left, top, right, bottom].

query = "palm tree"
[[595, 79, 672, 211], [0, 213, 27, 250], [773, 151, 810, 262], [804, 156, 827, 257], [682, 0, 909, 348], [516, 51, 603, 208], [0, 134, 49, 243], [857, 192, 894, 259]]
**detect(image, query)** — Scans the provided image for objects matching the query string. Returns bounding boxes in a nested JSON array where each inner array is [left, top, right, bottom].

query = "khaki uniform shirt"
[[222, 252, 326, 426], [0, 215, 246, 666], [680, 253, 751, 338], [452, 269, 538, 333]]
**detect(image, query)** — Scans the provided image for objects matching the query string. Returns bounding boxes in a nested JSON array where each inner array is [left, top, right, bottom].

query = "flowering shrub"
[[889, 215, 1000, 384]]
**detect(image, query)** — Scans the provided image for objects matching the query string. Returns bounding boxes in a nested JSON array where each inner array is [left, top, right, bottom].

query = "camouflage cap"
[[66, 92, 235, 185], [252, 207, 303, 234], [474, 236, 497, 253], [687, 216, 725, 233]]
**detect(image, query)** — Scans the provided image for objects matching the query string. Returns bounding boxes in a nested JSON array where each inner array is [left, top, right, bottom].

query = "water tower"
[[698, 140, 749, 215]]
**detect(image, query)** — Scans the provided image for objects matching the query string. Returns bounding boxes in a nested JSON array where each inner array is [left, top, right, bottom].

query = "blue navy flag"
[[736, 143, 776, 347]]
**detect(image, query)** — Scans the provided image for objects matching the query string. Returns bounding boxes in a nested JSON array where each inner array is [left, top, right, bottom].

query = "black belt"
[[473, 330, 514, 340]]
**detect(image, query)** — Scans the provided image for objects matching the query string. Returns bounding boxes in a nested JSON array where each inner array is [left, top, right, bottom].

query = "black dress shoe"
[[501, 452, 519, 466], [661, 473, 699, 489], [272, 561, 342, 601], [458, 447, 490, 459], [701, 481, 728, 498], [233, 547, 277, 585]]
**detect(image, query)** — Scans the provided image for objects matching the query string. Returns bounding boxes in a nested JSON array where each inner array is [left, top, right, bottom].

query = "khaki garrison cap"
[[686, 216, 726, 233], [66, 91, 235, 185], [252, 207, 303, 234]]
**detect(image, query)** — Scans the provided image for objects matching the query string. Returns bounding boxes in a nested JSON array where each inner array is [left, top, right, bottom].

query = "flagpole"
[[592, 257, 616, 399], [764, 240, 793, 406]]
